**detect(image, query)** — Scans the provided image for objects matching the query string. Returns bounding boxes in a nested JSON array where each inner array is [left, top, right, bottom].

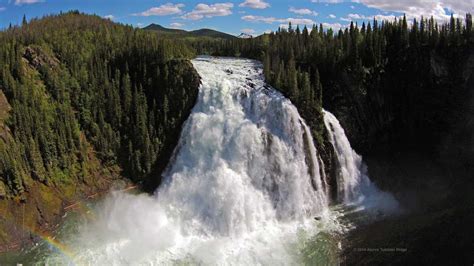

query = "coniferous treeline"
[[0, 11, 200, 197]]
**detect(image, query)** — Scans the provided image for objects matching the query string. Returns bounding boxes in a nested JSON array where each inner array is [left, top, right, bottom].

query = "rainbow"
[[17, 201, 98, 264], [32, 229, 77, 264]]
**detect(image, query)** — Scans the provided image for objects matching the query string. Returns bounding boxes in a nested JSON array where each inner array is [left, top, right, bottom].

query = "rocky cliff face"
[[324, 47, 474, 183], [333, 46, 474, 266]]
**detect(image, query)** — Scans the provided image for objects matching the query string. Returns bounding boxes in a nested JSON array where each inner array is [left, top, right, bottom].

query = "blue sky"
[[0, 0, 472, 35]]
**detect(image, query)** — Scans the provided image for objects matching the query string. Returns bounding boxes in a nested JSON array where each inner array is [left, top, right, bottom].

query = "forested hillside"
[[144, 23, 237, 40], [0, 11, 200, 246]]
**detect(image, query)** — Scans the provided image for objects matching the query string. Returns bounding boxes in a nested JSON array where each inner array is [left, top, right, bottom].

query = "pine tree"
[[22, 15, 27, 27]]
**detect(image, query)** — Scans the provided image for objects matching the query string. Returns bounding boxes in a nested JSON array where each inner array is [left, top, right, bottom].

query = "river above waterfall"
[[2, 57, 397, 265]]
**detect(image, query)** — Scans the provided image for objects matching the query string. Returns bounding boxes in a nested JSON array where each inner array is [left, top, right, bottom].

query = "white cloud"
[[328, 14, 336, 18], [170, 22, 184, 28], [285, 18, 316, 25], [311, 0, 472, 21], [340, 13, 397, 22], [241, 15, 278, 23], [322, 22, 345, 30], [15, 0, 43, 5], [103, 14, 114, 20], [289, 7, 318, 16], [182, 3, 233, 20], [281, 21, 346, 31], [241, 28, 256, 34], [137, 23, 144, 27], [263, 29, 273, 34], [242, 15, 315, 26], [353, 0, 472, 21], [135, 3, 184, 17], [239, 0, 270, 9], [350, 5, 355, 9]]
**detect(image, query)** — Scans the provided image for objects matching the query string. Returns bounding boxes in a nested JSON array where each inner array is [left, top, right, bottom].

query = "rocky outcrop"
[[23, 46, 59, 70]]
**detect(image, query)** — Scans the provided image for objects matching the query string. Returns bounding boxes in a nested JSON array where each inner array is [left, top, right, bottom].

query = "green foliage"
[[0, 12, 199, 196]]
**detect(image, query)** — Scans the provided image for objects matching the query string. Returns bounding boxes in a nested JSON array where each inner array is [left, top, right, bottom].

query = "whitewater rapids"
[[42, 57, 396, 265]]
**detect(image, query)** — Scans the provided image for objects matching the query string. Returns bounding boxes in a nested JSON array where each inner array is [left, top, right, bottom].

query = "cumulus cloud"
[[241, 28, 256, 34], [241, 15, 277, 23], [353, 0, 472, 21], [285, 18, 317, 25], [135, 3, 184, 17], [242, 15, 315, 26], [311, 0, 471, 21], [182, 3, 233, 20], [170, 22, 184, 28], [322, 22, 345, 30], [239, 0, 270, 9], [15, 0, 43, 5], [289, 7, 318, 16], [340, 13, 396, 22], [328, 14, 336, 18], [103, 14, 114, 20]]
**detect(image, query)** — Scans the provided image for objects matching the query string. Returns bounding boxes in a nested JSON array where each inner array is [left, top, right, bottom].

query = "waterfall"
[[42, 57, 396, 265], [45, 57, 334, 265], [160, 57, 329, 231], [323, 110, 398, 210]]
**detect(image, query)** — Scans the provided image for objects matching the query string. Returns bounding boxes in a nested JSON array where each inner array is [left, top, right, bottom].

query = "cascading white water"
[[160, 57, 329, 229], [323, 110, 398, 211], [43, 57, 335, 265], [40, 57, 396, 265]]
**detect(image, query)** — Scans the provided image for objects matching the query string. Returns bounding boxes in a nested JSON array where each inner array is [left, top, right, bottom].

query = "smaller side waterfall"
[[323, 110, 399, 211]]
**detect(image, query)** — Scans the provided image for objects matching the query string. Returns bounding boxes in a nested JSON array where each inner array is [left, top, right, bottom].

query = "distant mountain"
[[238, 33, 253, 39], [189, 28, 236, 39], [143, 24, 236, 40]]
